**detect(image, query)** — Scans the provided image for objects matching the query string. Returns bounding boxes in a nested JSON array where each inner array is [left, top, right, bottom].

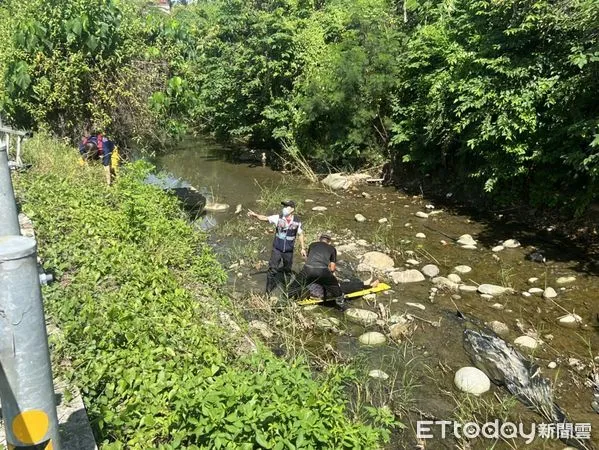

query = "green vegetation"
[[14, 135, 395, 448], [2, 0, 597, 213]]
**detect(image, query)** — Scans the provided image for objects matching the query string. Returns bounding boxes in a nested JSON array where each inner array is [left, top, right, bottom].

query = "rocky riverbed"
[[157, 138, 599, 449]]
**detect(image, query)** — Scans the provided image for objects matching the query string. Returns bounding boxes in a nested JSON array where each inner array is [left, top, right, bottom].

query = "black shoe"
[[335, 298, 348, 312]]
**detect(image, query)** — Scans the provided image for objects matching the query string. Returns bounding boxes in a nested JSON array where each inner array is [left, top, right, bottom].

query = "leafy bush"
[[14, 135, 394, 448]]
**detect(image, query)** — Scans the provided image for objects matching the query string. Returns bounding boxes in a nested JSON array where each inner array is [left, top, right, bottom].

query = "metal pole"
[[0, 236, 61, 450], [0, 144, 20, 236]]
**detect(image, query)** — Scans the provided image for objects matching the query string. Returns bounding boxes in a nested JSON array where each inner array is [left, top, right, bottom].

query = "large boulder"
[[454, 367, 491, 396], [144, 173, 206, 215], [358, 251, 395, 271], [322, 173, 352, 190]]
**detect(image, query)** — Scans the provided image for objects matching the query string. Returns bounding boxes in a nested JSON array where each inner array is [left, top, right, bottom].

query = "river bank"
[[156, 137, 599, 449], [12, 135, 395, 449]]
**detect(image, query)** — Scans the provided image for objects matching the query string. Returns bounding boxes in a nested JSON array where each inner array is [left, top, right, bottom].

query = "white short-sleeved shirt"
[[267, 214, 303, 234]]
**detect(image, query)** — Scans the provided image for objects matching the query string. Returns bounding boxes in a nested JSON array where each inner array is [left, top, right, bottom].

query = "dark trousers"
[[266, 248, 294, 293], [340, 279, 367, 295], [295, 266, 343, 300]]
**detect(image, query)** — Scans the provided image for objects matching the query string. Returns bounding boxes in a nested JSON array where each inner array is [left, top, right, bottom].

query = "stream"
[[156, 137, 599, 449]]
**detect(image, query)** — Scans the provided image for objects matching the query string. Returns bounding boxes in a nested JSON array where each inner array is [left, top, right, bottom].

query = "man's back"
[[305, 241, 336, 269]]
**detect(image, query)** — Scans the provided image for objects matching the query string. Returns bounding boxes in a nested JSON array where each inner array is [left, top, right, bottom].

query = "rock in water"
[[514, 336, 540, 350], [205, 202, 230, 212], [378, 218, 388, 224], [345, 308, 378, 326], [457, 234, 477, 246], [432, 276, 460, 291], [528, 287, 544, 295], [487, 321, 509, 337], [358, 251, 394, 271], [316, 318, 338, 330], [454, 367, 491, 395], [322, 173, 352, 190], [368, 369, 389, 380], [415, 232, 426, 238], [528, 277, 539, 284], [503, 239, 521, 248], [312, 206, 328, 212], [362, 192, 372, 199], [448, 273, 462, 284], [415, 211, 429, 219], [459, 285, 478, 293], [355, 214, 367, 222], [234, 204, 242, 214], [543, 287, 557, 299], [406, 302, 426, 310], [359, 332, 387, 346], [557, 313, 582, 328], [478, 284, 513, 296], [492, 245, 505, 252], [390, 270, 426, 284], [454, 265, 472, 274], [421, 264, 440, 278], [556, 276, 576, 284]]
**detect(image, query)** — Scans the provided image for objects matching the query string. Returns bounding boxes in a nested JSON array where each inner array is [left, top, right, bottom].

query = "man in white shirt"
[[248, 200, 306, 294]]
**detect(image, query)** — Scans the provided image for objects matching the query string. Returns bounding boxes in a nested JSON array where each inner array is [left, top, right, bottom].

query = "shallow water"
[[157, 137, 599, 449]]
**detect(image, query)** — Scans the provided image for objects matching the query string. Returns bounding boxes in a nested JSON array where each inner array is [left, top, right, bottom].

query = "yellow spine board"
[[296, 283, 391, 305]]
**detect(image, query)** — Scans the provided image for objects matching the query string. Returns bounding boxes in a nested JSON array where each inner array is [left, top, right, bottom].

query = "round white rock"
[[454, 367, 491, 396]]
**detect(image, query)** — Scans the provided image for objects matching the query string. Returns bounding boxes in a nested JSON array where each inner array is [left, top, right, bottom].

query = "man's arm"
[[247, 210, 269, 221], [328, 247, 337, 272], [298, 232, 306, 258]]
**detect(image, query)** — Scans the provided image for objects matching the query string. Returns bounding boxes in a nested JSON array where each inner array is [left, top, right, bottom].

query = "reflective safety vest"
[[273, 214, 301, 253]]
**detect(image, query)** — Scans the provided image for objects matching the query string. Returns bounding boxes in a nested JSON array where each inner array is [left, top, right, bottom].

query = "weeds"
[[279, 138, 318, 183], [451, 392, 520, 448], [496, 260, 515, 288], [255, 179, 294, 211]]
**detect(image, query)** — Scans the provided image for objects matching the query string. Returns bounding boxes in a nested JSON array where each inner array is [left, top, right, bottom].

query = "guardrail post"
[[0, 236, 61, 450], [16, 136, 22, 166], [0, 143, 20, 236]]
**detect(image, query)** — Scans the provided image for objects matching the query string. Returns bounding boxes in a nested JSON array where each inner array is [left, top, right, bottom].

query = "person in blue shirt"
[[79, 131, 116, 185]]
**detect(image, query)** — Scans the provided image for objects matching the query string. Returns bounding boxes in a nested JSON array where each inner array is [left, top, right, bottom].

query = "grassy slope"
[[13, 135, 392, 449]]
